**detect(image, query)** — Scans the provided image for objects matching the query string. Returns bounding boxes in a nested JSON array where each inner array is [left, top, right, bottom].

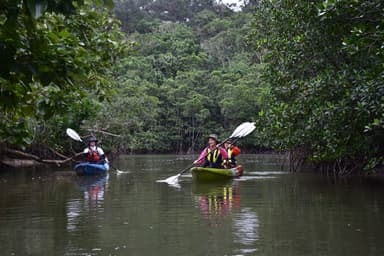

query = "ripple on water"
[[233, 208, 260, 254]]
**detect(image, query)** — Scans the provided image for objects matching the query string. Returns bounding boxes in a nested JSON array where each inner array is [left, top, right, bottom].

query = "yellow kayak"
[[191, 165, 243, 182]]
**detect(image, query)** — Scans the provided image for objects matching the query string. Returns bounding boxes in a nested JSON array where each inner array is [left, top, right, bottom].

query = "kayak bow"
[[74, 162, 109, 176], [191, 165, 243, 182]]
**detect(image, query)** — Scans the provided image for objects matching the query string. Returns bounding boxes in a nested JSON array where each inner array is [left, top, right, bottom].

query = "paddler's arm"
[[194, 148, 207, 165], [82, 148, 89, 161], [97, 147, 109, 163]]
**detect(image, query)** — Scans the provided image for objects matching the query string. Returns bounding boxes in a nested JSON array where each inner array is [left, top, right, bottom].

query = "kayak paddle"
[[156, 162, 195, 185], [158, 121, 256, 185], [66, 128, 124, 173], [219, 122, 255, 146], [66, 128, 83, 142]]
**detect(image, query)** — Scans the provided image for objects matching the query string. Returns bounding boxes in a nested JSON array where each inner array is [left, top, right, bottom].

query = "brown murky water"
[[1, 154, 384, 255]]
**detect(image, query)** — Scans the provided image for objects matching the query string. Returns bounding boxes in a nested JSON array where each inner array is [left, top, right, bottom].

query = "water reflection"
[[66, 175, 109, 232], [80, 175, 109, 206], [192, 181, 241, 221], [233, 208, 260, 254], [192, 180, 260, 254], [3, 155, 384, 256]]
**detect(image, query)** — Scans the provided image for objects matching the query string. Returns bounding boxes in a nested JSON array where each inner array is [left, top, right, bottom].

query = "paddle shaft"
[[177, 162, 195, 176], [165, 122, 254, 180], [218, 123, 255, 147], [218, 135, 240, 147], [67, 128, 112, 165]]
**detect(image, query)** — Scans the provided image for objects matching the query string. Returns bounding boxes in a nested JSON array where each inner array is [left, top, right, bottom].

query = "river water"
[[1, 154, 384, 256]]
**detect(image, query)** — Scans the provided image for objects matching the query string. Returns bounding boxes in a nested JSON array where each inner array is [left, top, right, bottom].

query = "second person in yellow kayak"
[[223, 138, 241, 168]]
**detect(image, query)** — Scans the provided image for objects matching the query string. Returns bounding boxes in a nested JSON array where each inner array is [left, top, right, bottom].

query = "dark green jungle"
[[1, 0, 383, 175]]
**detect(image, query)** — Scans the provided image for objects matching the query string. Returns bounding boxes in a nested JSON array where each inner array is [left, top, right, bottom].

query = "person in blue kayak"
[[223, 139, 241, 168], [194, 134, 229, 168], [83, 136, 108, 163]]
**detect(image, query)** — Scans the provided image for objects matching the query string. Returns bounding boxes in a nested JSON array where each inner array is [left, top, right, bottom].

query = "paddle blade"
[[66, 128, 83, 142], [238, 122, 256, 138], [156, 174, 181, 188], [230, 122, 251, 138]]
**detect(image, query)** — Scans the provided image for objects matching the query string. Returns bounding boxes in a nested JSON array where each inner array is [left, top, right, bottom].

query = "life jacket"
[[227, 148, 236, 166], [205, 147, 223, 168], [232, 146, 241, 156], [87, 147, 101, 162], [227, 146, 240, 167]]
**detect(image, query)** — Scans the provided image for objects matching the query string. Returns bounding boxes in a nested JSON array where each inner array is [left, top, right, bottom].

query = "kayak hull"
[[74, 162, 109, 176], [191, 165, 243, 182]]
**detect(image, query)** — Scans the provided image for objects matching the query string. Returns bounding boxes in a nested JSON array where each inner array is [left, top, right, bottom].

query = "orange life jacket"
[[232, 146, 241, 156], [87, 147, 100, 162]]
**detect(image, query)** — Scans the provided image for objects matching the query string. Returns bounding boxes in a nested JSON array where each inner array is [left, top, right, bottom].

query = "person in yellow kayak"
[[223, 139, 241, 168], [83, 136, 108, 163], [194, 134, 229, 168]]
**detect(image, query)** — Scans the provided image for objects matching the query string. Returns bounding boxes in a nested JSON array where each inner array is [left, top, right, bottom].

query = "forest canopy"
[[1, 0, 383, 174]]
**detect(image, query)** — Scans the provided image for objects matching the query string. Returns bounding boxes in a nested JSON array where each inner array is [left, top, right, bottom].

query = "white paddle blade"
[[230, 122, 251, 138], [66, 128, 83, 142], [157, 174, 181, 186], [239, 122, 256, 138]]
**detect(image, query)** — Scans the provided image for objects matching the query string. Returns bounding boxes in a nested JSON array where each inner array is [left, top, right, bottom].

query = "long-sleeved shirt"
[[195, 145, 229, 165]]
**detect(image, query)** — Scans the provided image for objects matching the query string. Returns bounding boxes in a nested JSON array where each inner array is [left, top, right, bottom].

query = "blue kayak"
[[74, 162, 110, 176]]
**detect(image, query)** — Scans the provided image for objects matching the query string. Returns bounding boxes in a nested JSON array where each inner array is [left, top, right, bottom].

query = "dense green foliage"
[[1, 0, 261, 158], [0, 0, 128, 150], [249, 0, 384, 173], [89, 10, 263, 153], [1, 0, 383, 174]]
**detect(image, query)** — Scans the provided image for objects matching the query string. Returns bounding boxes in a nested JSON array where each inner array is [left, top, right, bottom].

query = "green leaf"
[[104, 0, 115, 10]]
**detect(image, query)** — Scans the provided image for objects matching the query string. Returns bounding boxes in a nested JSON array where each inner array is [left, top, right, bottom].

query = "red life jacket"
[[87, 147, 100, 162]]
